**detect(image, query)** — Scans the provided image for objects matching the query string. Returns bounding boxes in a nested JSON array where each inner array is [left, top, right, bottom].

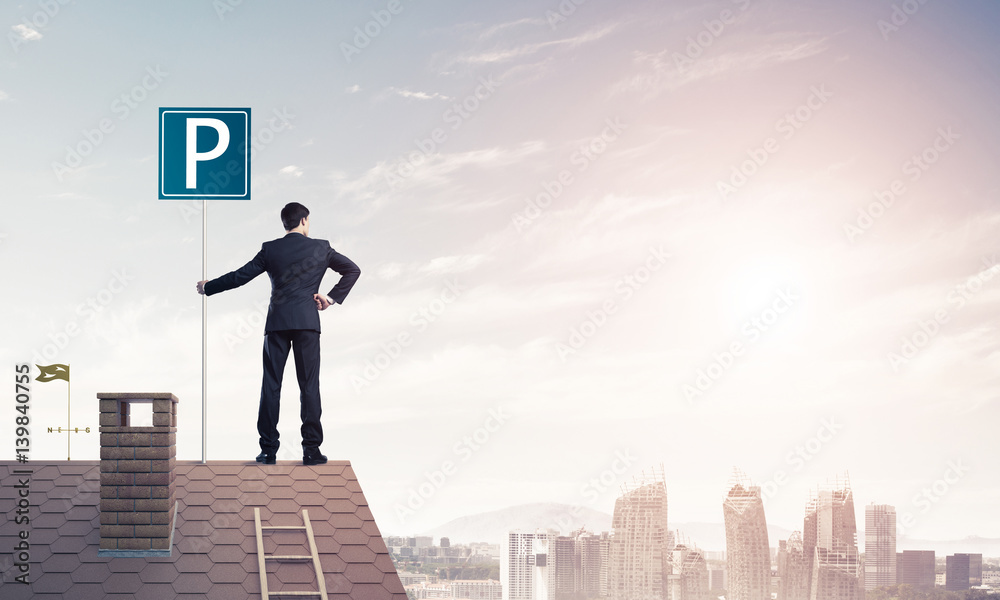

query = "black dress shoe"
[[303, 452, 327, 466], [256, 452, 276, 464]]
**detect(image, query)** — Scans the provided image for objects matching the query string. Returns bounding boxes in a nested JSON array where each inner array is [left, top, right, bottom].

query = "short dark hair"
[[281, 202, 309, 230]]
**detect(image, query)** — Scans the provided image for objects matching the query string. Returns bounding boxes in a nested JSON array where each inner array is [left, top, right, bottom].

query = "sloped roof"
[[0, 460, 407, 600]]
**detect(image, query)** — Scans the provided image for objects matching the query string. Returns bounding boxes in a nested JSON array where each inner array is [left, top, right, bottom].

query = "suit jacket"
[[204, 232, 360, 333]]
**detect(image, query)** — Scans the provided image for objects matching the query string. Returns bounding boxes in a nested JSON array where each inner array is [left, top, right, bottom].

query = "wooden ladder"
[[254, 507, 329, 599]]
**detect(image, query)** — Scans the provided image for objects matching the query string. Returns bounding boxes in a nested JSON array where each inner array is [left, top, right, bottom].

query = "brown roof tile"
[[210, 485, 242, 500], [0, 461, 407, 600], [42, 553, 81, 573], [52, 535, 89, 554], [179, 518, 213, 537], [338, 544, 378, 564], [207, 544, 244, 564], [326, 497, 359, 512], [238, 478, 268, 493], [171, 571, 213, 594], [31, 573, 74, 594], [321, 486, 355, 500], [139, 561, 182, 583], [205, 582, 250, 600], [266, 485, 299, 499], [103, 572, 144, 593], [71, 563, 112, 583], [173, 552, 212, 573], [269, 498, 303, 513], [180, 475, 211, 490], [334, 527, 370, 545], [207, 562, 247, 584], [292, 478, 323, 493], [240, 490, 270, 505], [344, 562, 387, 584], [275, 561, 322, 584], [326, 512, 364, 530], [208, 528, 245, 546], [296, 491, 328, 506], [182, 491, 216, 506], [134, 582, 176, 596]]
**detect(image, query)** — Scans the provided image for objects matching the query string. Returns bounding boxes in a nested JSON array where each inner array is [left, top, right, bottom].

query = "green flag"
[[36, 364, 70, 383]]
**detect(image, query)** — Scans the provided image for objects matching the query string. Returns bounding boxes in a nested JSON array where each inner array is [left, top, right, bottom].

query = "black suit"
[[204, 232, 360, 455]]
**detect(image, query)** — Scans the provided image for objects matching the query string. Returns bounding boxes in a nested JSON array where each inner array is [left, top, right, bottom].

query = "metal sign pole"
[[202, 199, 207, 464]]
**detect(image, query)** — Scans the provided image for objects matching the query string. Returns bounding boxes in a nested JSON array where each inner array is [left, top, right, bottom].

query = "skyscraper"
[[504, 529, 558, 600], [777, 532, 810, 600], [609, 467, 670, 600], [863, 504, 896, 590], [946, 553, 983, 591], [803, 476, 861, 600], [723, 472, 771, 600], [580, 532, 611, 599], [896, 551, 935, 588], [555, 532, 583, 600]]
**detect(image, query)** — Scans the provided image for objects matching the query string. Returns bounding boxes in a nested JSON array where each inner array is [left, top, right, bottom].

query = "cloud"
[[473, 17, 545, 41], [279, 165, 303, 177], [375, 262, 405, 281], [330, 140, 547, 216], [371, 255, 487, 282], [11, 24, 42, 41], [346, 84, 361, 94], [384, 87, 451, 101], [453, 23, 619, 66], [615, 37, 828, 95], [417, 254, 487, 276]]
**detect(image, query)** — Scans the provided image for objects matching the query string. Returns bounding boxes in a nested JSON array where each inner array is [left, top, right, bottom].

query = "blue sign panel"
[[159, 107, 251, 199]]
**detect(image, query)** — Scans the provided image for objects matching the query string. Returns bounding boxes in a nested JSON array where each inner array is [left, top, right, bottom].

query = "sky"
[[1, 0, 999, 545]]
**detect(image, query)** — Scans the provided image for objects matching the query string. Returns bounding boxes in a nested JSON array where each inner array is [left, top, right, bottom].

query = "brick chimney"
[[97, 392, 178, 556]]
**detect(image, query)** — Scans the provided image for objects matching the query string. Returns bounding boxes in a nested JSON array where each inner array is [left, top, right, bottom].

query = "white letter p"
[[186, 118, 230, 188]]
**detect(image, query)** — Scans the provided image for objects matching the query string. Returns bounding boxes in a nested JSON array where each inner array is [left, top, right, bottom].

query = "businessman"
[[196, 202, 360, 465]]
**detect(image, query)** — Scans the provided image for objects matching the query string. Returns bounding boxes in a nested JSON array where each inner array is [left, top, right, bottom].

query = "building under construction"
[[723, 470, 771, 600], [802, 475, 862, 600], [608, 466, 670, 600]]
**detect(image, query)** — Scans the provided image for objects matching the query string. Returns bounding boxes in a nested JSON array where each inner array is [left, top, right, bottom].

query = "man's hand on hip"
[[314, 294, 334, 311]]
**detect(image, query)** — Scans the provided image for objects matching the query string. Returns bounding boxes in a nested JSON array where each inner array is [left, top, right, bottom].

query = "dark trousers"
[[258, 329, 323, 454]]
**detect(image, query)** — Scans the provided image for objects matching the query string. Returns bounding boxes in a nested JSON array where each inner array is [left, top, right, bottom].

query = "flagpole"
[[67, 373, 71, 460], [202, 199, 207, 464]]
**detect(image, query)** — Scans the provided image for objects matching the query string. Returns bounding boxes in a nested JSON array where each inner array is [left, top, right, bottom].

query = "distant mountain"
[[419, 503, 792, 551], [420, 502, 613, 544], [419, 503, 1000, 557]]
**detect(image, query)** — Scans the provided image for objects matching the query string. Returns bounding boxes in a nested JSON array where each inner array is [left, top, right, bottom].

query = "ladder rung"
[[263, 525, 307, 530], [268, 592, 323, 597], [266, 555, 312, 561]]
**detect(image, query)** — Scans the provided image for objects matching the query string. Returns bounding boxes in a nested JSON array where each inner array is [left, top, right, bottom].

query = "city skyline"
[[387, 469, 993, 550], [2, 0, 999, 543], [385, 470, 999, 568]]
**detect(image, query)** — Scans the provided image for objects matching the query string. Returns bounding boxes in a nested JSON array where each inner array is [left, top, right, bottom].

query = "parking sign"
[[159, 107, 251, 199]]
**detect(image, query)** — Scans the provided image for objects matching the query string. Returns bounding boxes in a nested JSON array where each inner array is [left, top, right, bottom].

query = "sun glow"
[[716, 255, 806, 327]]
